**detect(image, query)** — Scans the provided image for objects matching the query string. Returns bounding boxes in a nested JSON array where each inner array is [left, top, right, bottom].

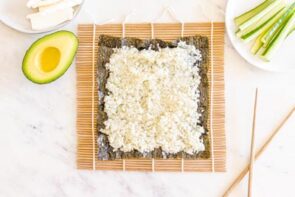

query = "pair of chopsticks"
[[223, 88, 295, 197]]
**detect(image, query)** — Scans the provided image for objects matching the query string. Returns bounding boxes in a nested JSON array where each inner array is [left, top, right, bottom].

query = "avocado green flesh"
[[22, 30, 78, 84]]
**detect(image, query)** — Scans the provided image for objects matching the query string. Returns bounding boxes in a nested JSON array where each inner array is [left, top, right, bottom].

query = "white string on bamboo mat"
[[123, 159, 126, 171], [165, 7, 186, 171], [167, 7, 184, 38], [152, 158, 155, 172], [150, 7, 186, 172], [85, 7, 218, 171], [92, 24, 96, 170], [150, 23, 155, 39], [84, 9, 98, 170], [195, 0, 216, 172], [167, 7, 192, 172], [151, 7, 184, 39], [122, 10, 135, 38], [121, 11, 135, 171], [194, 0, 216, 172], [210, 20, 215, 172], [85, 10, 116, 170], [202, 0, 216, 173], [89, 15, 96, 170]]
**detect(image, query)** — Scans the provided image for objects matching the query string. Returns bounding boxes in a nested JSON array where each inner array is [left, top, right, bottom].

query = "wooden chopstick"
[[223, 106, 295, 197], [248, 88, 258, 197]]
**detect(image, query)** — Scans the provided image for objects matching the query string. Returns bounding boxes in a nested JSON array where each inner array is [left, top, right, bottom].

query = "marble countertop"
[[0, 0, 295, 196]]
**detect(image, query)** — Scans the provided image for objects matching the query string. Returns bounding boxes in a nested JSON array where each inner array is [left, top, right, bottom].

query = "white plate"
[[0, 0, 84, 34], [226, 0, 295, 72]]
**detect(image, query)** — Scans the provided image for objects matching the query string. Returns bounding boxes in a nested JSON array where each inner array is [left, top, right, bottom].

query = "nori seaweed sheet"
[[97, 35, 210, 160]]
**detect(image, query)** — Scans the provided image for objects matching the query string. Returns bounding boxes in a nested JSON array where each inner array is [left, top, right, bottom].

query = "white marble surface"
[[0, 0, 295, 196]]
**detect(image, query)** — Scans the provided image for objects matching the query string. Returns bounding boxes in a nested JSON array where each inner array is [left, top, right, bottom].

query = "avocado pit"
[[40, 47, 61, 72]]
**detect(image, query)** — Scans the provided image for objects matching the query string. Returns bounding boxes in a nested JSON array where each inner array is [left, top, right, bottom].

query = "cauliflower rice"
[[101, 42, 205, 154]]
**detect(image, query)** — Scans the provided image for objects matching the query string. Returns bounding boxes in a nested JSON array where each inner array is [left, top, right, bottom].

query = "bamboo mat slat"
[[76, 23, 226, 172]]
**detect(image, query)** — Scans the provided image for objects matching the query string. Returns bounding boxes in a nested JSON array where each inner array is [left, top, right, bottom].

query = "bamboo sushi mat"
[[76, 23, 226, 172]]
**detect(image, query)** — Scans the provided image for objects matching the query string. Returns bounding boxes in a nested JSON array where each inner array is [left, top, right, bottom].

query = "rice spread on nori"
[[97, 35, 210, 160]]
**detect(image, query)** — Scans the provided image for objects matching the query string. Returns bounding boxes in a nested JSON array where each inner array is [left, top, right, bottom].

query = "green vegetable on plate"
[[260, 12, 295, 61], [234, 0, 276, 26], [238, 5, 286, 43], [261, 3, 295, 47], [237, 0, 283, 31], [234, 0, 295, 61]]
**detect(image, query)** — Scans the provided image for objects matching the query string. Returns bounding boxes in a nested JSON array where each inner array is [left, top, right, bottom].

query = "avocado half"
[[22, 30, 78, 84]]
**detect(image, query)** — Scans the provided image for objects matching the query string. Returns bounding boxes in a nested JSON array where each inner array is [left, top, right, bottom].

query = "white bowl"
[[226, 0, 295, 72], [0, 0, 84, 34]]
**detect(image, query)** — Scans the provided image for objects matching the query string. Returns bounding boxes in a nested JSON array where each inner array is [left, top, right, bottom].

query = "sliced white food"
[[27, 7, 74, 30], [38, 0, 82, 13], [27, 0, 62, 9]]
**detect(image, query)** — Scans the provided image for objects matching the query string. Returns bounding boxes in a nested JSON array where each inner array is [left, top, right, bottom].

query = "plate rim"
[[0, 0, 85, 34], [225, 0, 295, 73]]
